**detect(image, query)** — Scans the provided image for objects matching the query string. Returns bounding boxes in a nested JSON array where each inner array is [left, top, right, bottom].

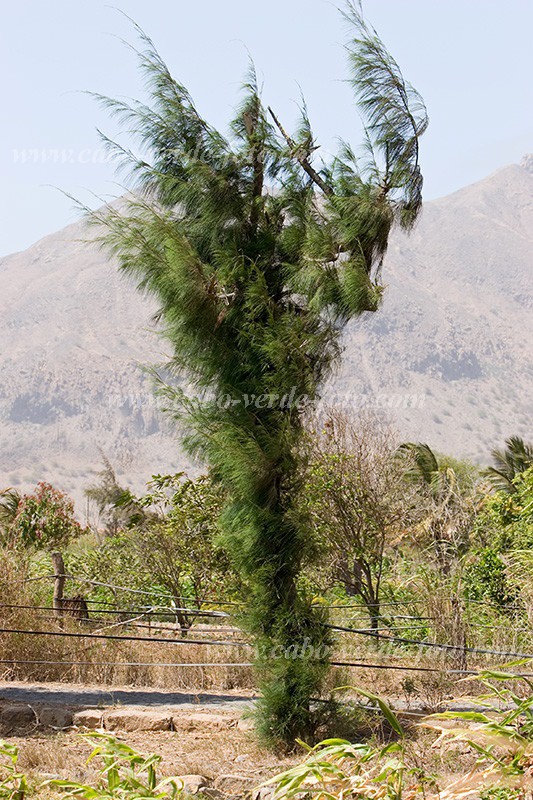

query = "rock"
[[178, 774, 210, 795], [37, 707, 73, 729], [104, 709, 172, 732], [177, 712, 231, 731], [237, 717, 255, 732], [0, 704, 36, 731], [73, 709, 104, 729]]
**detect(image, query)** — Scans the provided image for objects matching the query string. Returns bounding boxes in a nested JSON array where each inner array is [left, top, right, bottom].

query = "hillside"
[[0, 157, 532, 507]]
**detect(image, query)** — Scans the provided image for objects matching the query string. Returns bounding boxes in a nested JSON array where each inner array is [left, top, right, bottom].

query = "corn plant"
[[423, 665, 533, 798], [0, 741, 28, 800], [45, 733, 183, 799], [261, 688, 435, 799]]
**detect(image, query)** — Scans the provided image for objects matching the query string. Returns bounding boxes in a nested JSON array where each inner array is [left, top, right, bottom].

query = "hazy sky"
[[1, 0, 532, 257]]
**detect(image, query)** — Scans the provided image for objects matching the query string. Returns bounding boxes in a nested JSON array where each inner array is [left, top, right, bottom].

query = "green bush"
[[0, 740, 27, 799], [6, 482, 83, 551], [463, 547, 515, 607]]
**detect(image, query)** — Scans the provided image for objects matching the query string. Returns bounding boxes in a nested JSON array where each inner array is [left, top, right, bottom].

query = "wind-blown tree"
[[85, 457, 137, 538], [87, 6, 427, 742], [397, 443, 477, 574], [485, 436, 533, 494]]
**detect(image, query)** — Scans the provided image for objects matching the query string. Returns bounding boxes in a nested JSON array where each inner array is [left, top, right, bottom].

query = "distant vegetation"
[[1, 425, 533, 793], [2, 425, 532, 622], [1, 422, 531, 676]]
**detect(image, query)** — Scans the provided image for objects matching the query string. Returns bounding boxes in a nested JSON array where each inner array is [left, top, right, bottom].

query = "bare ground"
[[0, 680, 254, 711]]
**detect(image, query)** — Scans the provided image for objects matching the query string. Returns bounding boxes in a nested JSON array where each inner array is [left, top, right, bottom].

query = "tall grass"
[[0, 548, 254, 690]]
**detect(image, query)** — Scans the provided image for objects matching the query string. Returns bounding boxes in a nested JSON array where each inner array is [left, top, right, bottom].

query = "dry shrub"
[[0, 546, 255, 690]]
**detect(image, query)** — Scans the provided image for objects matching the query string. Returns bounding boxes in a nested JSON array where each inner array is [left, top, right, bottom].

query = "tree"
[[485, 436, 533, 494], [88, 6, 427, 742], [476, 465, 533, 551], [6, 483, 83, 551], [85, 456, 143, 537], [73, 473, 232, 630], [129, 473, 233, 634], [303, 411, 418, 632], [397, 443, 477, 574], [466, 467, 533, 612]]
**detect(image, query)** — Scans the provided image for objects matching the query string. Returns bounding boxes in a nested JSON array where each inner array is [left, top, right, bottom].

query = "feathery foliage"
[[485, 436, 533, 494], [88, 4, 427, 743]]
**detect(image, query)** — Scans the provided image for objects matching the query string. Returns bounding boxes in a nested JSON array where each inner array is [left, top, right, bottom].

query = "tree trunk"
[[366, 597, 381, 645], [229, 460, 331, 744], [51, 552, 65, 622]]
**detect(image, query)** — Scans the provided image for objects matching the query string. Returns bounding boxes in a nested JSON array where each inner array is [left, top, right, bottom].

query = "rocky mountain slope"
[[0, 158, 531, 508]]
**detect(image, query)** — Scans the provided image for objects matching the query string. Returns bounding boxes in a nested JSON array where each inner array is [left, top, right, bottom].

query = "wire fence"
[[4, 571, 533, 685], [0, 603, 231, 619]]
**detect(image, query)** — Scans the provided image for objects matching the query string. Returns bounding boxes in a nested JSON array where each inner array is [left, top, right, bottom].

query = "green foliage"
[[5, 482, 83, 551], [397, 443, 478, 497], [424, 668, 533, 797], [128, 473, 234, 627], [72, 474, 232, 626], [269, 676, 533, 799], [480, 790, 520, 800], [0, 489, 21, 538], [476, 467, 533, 551], [89, 5, 427, 742], [485, 436, 533, 494], [264, 691, 436, 799], [67, 532, 146, 605], [0, 740, 28, 800], [464, 547, 515, 607]]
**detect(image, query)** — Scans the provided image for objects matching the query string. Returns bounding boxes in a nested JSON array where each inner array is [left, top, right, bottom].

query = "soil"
[[0, 680, 255, 711]]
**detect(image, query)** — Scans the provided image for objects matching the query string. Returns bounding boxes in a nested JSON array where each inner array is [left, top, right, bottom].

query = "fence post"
[[51, 552, 65, 620]]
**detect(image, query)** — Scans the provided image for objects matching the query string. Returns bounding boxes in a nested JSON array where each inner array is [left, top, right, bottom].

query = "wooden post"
[[51, 552, 65, 620]]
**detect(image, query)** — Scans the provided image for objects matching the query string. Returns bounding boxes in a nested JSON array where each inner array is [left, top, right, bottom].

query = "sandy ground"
[[0, 682, 296, 796]]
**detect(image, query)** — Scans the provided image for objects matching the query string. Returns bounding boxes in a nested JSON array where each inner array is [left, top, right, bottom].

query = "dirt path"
[[0, 680, 254, 711]]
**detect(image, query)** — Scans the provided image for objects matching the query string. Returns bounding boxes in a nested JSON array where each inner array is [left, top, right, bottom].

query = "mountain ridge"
[[1, 158, 531, 507]]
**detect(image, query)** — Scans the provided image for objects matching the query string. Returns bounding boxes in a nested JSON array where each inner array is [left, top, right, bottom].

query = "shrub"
[[7, 483, 83, 551], [464, 547, 515, 608]]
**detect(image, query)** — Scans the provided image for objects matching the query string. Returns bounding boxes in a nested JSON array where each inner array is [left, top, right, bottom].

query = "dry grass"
[[3, 546, 532, 708], [0, 551, 255, 691], [0, 629, 255, 691], [10, 724, 300, 798], [5, 714, 483, 799]]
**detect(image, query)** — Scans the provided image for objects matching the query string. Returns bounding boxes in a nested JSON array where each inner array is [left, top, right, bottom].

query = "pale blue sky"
[[1, 0, 532, 256]]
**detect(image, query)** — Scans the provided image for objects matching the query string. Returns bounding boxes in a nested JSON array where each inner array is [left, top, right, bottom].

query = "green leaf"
[[335, 684, 405, 737]]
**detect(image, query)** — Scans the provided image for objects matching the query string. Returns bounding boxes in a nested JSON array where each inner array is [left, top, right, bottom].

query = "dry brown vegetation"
[[0, 704, 485, 800], [0, 549, 257, 691]]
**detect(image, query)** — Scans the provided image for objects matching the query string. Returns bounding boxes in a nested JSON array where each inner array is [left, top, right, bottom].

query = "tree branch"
[[268, 106, 334, 196]]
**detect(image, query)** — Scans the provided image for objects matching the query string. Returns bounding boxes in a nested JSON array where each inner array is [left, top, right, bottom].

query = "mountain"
[[1, 158, 532, 508], [329, 156, 533, 460]]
